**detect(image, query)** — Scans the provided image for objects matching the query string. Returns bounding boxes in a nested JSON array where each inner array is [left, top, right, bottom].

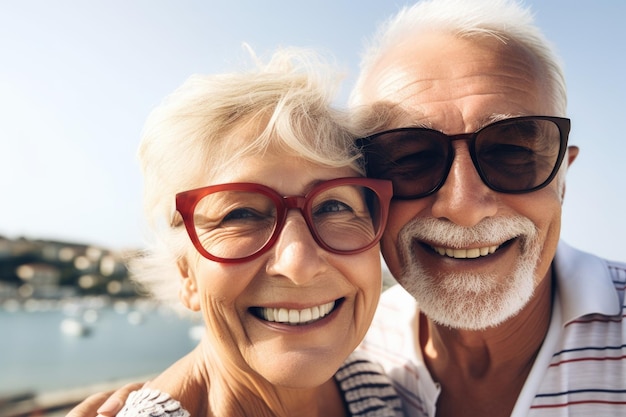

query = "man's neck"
[[421, 269, 554, 417]]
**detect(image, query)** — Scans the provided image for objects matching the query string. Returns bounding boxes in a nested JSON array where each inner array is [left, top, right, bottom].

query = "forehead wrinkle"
[[362, 32, 550, 133], [374, 70, 529, 131]]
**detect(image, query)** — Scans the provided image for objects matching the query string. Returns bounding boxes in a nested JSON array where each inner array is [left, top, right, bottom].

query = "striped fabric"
[[335, 351, 405, 417], [359, 241, 626, 417], [358, 285, 435, 417]]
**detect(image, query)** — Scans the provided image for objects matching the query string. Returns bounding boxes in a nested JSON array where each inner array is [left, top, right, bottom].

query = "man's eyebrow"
[[482, 113, 518, 127], [410, 113, 519, 131], [395, 122, 432, 130], [383, 113, 522, 133], [386, 113, 431, 130]]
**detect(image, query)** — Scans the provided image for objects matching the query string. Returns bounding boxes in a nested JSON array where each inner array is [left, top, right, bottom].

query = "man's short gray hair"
[[350, 0, 567, 117]]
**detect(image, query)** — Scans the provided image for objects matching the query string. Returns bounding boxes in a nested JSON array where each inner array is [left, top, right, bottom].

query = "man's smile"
[[431, 244, 500, 259]]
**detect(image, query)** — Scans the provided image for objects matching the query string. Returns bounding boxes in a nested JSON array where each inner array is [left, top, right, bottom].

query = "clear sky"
[[1, 1, 624, 262]]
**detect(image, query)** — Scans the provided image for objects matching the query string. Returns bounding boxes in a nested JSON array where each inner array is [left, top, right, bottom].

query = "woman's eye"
[[223, 208, 258, 222], [314, 200, 352, 215]]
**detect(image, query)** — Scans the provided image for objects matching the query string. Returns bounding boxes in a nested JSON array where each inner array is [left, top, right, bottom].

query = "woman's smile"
[[250, 298, 344, 326]]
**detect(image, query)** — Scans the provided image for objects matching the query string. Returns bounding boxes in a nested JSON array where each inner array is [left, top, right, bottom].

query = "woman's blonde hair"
[[132, 47, 361, 311]]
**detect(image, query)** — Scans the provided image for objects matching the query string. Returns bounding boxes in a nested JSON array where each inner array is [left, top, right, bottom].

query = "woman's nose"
[[265, 211, 328, 284]]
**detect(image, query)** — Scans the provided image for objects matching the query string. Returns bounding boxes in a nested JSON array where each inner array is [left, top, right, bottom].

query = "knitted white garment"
[[116, 388, 190, 417]]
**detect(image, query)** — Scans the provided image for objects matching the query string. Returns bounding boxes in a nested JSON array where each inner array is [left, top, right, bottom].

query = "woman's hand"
[[65, 382, 143, 417]]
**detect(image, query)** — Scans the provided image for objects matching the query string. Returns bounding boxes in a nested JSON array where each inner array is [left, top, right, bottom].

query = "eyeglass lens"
[[190, 183, 383, 260], [365, 117, 565, 198]]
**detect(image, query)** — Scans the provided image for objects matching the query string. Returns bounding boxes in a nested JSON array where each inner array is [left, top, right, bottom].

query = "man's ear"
[[560, 145, 580, 201], [567, 145, 579, 166], [177, 257, 201, 311]]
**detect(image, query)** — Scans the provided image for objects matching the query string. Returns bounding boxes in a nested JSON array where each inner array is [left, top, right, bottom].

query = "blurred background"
[[1, 1, 624, 415]]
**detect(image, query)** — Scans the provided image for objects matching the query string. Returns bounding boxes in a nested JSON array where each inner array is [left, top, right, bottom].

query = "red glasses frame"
[[175, 177, 393, 263]]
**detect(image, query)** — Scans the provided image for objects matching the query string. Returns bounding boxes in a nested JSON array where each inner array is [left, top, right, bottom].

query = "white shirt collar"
[[553, 240, 621, 324]]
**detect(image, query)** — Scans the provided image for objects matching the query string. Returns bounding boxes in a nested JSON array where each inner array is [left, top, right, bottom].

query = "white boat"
[[60, 318, 88, 337]]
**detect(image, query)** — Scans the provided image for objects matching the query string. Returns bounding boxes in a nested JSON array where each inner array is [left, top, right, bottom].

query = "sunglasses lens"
[[364, 117, 566, 198], [475, 118, 563, 192], [365, 129, 450, 199]]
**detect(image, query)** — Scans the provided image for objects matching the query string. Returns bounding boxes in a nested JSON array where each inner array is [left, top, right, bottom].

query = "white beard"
[[396, 216, 541, 330]]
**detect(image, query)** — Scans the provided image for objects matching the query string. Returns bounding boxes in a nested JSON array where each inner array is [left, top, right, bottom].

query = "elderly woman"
[[109, 48, 402, 417]]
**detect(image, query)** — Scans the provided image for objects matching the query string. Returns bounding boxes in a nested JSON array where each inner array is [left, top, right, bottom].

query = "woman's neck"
[[149, 342, 347, 417]]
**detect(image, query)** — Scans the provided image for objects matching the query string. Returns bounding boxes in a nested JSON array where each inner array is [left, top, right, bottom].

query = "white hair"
[[349, 0, 567, 116]]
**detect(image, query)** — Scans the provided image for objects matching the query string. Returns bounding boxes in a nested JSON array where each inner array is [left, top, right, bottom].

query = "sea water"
[[0, 299, 200, 397]]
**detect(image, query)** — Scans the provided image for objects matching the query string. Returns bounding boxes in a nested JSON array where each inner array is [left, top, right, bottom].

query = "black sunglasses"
[[358, 116, 570, 199]]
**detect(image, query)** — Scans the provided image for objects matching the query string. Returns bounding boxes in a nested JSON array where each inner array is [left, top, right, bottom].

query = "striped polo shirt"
[[335, 351, 405, 416], [359, 241, 626, 417]]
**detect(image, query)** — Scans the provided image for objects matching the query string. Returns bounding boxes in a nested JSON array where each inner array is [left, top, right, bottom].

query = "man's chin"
[[399, 267, 536, 331]]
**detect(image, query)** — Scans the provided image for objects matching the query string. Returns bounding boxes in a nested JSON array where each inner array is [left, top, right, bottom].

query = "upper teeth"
[[259, 301, 335, 325], [433, 245, 499, 259]]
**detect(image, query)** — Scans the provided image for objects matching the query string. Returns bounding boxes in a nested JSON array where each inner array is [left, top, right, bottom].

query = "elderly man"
[[353, 0, 626, 416], [68, 1, 626, 417]]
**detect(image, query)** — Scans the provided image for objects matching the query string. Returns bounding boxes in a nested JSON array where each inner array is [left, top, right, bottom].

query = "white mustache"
[[399, 216, 538, 250]]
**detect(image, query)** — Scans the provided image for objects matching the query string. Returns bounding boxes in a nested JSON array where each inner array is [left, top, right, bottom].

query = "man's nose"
[[430, 142, 498, 226]]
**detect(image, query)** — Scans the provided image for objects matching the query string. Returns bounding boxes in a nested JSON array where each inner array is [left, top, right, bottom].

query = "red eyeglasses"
[[175, 177, 392, 263]]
